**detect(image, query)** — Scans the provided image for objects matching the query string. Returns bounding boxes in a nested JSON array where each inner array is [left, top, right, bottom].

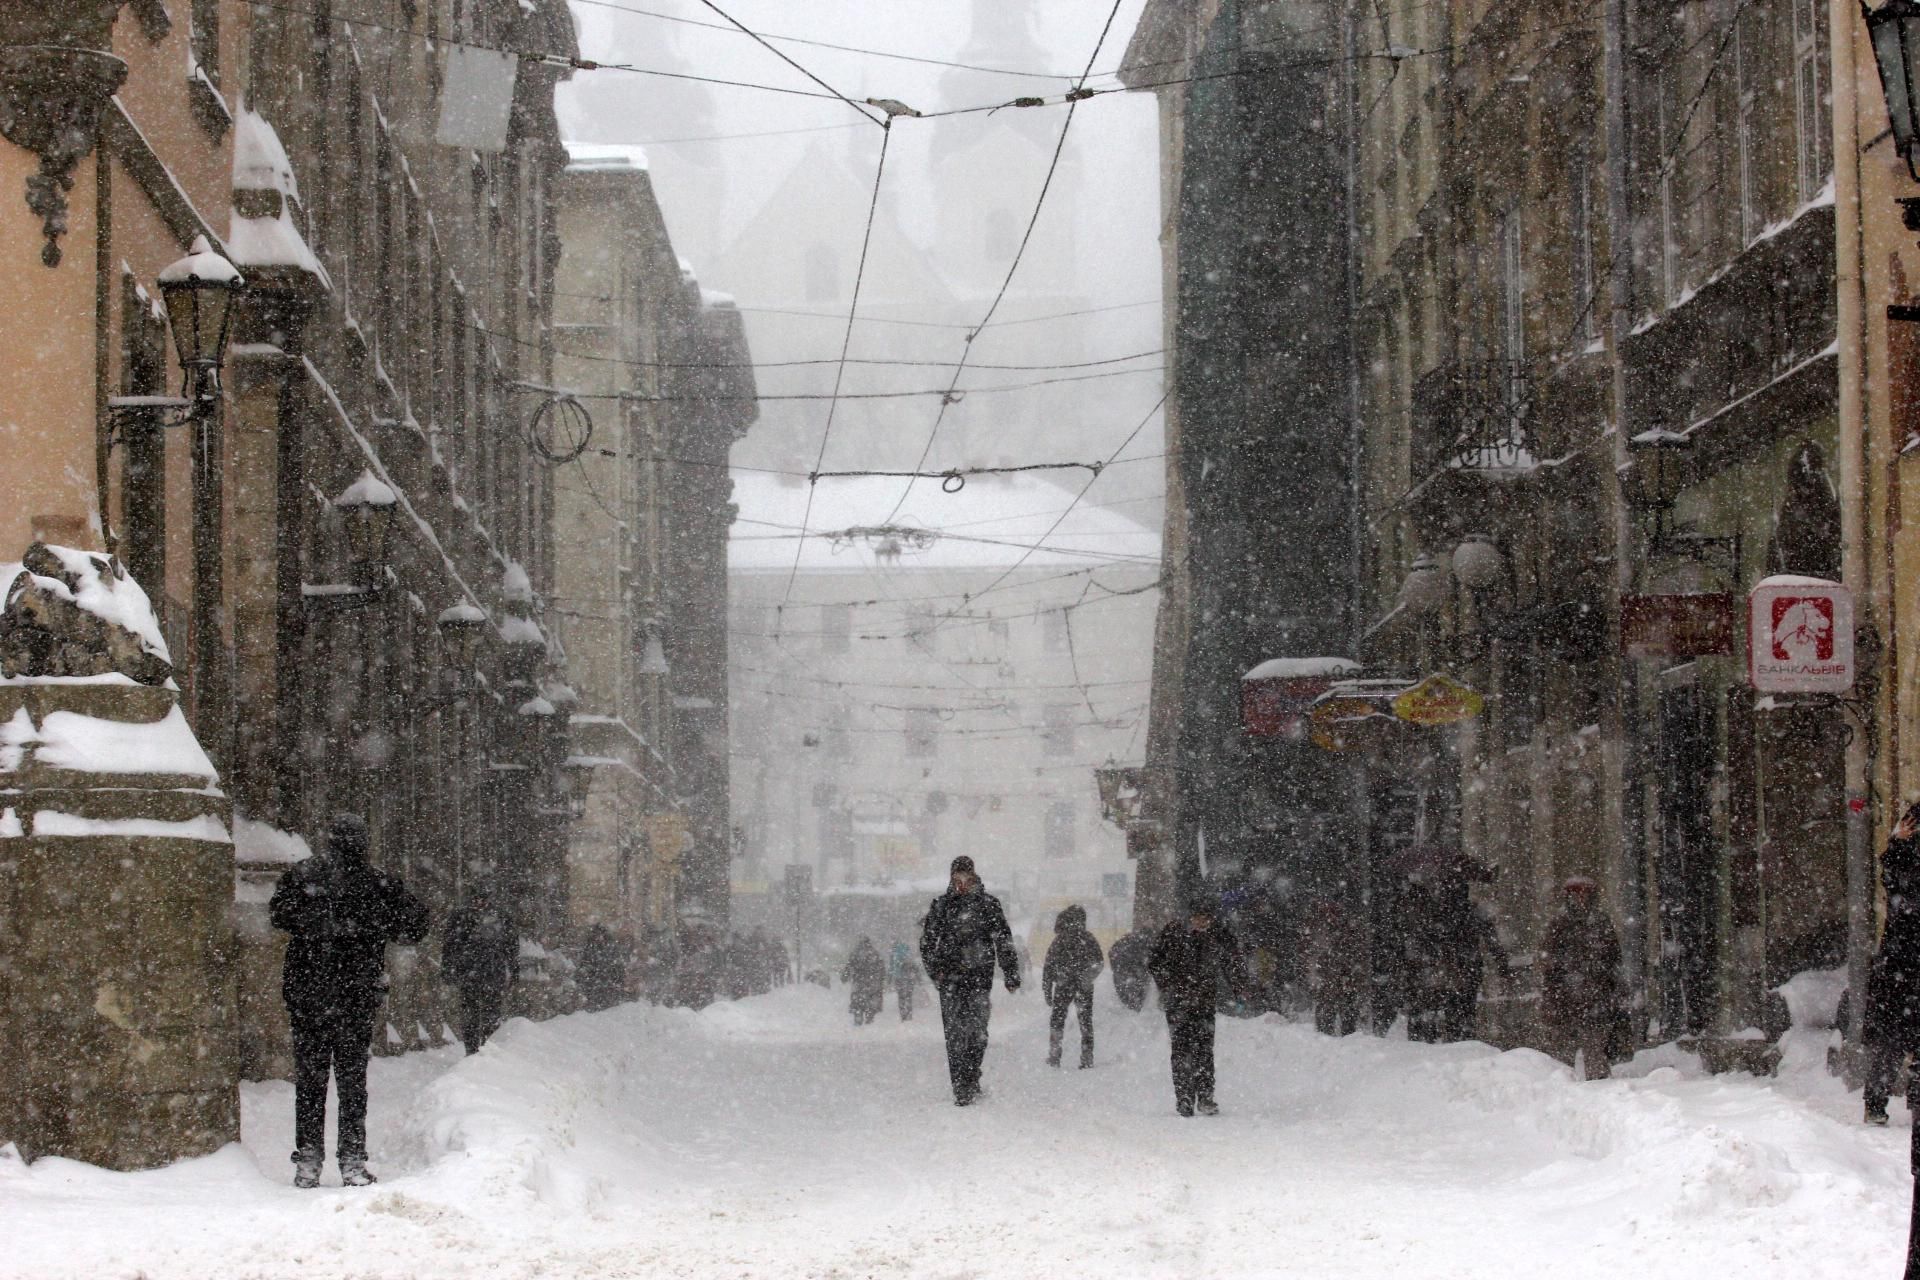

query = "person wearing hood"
[[1148, 893, 1243, 1116], [442, 882, 520, 1053], [1043, 905, 1105, 1068], [269, 813, 429, 1188], [1539, 876, 1624, 1081], [842, 937, 887, 1025], [919, 856, 1021, 1105]]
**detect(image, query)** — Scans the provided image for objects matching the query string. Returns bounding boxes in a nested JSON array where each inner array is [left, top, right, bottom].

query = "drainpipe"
[[1830, 0, 1874, 1048], [1603, 0, 1647, 1025]]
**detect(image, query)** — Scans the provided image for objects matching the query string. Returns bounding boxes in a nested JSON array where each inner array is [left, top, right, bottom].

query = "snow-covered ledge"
[[0, 543, 239, 1169]]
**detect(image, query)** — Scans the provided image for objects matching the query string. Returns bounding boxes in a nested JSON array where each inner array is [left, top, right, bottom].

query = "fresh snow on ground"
[[1, 985, 1910, 1278]]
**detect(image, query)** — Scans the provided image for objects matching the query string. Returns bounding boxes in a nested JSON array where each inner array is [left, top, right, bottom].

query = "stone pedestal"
[[0, 546, 239, 1168]]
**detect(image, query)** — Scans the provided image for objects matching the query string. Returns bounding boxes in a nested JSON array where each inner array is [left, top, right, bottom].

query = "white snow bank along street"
[[0, 986, 1910, 1279]]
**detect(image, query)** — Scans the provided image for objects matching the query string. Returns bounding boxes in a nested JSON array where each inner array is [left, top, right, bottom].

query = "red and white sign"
[[1747, 576, 1853, 694]]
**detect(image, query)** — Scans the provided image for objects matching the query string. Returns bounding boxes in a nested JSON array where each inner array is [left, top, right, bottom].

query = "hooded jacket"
[[1042, 906, 1105, 1003], [270, 816, 429, 1018]]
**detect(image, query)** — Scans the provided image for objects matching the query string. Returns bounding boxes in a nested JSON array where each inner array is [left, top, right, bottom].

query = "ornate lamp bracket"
[[0, 45, 129, 267]]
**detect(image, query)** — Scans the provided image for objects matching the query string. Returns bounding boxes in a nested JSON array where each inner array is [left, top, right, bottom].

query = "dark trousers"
[[898, 985, 914, 1021], [460, 982, 505, 1055], [1049, 988, 1094, 1064], [1166, 1007, 1216, 1106], [1867, 1036, 1908, 1116], [291, 1006, 376, 1159], [1314, 989, 1359, 1037], [937, 983, 992, 1097]]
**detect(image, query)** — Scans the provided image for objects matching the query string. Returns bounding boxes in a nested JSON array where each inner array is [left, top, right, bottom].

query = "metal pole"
[[1603, 0, 1648, 1026]]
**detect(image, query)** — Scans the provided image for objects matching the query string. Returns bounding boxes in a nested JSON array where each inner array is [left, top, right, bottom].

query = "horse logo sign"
[[1747, 577, 1852, 694]]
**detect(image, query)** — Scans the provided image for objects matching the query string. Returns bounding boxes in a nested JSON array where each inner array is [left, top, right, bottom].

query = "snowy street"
[[2, 985, 1911, 1279]]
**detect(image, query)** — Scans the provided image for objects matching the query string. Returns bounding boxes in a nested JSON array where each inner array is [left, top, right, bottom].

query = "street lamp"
[[157, 235, 244, 394], [333, 470, 398, 590], [1399, 553, 1449, 618], [556, 756, 594, 821], [437, 602, 487, 672], [1452, 534, 1505, 594], [1867, 0, 1920, 182]]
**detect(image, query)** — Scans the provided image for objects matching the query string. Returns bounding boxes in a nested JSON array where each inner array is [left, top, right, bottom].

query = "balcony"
[[1411, 359, 1536, 481]]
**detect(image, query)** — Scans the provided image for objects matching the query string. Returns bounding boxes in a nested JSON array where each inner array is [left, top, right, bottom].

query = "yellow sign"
[[1309, 697, 1388, 752], [1391, 675, 1485, 726]]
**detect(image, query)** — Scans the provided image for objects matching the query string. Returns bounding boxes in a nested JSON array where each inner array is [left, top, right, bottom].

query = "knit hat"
[[950, 856, 976, 877], [328, 812, 370, 861]]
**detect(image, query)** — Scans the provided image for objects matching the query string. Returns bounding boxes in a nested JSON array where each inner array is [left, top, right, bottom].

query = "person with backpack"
[[1042, 905, 1105, 1068], [269, 813, 429, 1188]]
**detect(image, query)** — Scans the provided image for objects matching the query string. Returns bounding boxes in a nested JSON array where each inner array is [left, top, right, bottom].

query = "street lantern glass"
[[1868, 0, 1920, 179], [437, 603, 487, 670], [333, 471, 398, 583], [156, 235, 244, 372], [1399, 554, 1449, 617], [558, 757, 594, 816], [1452, 534, 1505, 592]]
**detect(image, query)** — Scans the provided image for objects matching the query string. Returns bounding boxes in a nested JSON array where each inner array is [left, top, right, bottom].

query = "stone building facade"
[[0, 0, 745, 1166], [1124, 0, 1899, 1057]]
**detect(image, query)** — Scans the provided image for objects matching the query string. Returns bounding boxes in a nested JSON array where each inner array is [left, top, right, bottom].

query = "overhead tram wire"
[[568, 0, 1083, 80], [927, 391, 1168, 632], [731, 298, 1162, 331], [778, 122, 895, 614], [689, 0, 886, 127], [879, 0, 1131, 528]]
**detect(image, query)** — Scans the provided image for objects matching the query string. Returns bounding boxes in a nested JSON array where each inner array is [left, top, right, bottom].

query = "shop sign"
[[1309, 696, 1390, 752], [1748, 576, 1853, 693], [1241, 658, 1360, 739], [1619, 593, 1735, 658], [1391, 675, 1485, 726]]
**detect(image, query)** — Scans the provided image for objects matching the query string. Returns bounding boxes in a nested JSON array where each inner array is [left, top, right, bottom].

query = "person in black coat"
[[576, 923, 629, 1012], [919, 856, 1021, 1105], [1148, 895, 1242, 1117], [1043, 905, 1105, 1068], [1866, 803, 1920, 1123], [269, 813, 429, 1188], [442, 884, 519, 1054], [1108, 928, 1154, 1012], [842, 937, 887, 1025]]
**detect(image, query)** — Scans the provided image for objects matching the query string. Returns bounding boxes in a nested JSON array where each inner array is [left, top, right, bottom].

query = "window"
[[1043, 704, 1076, 758], [1498, 208, 1524, 367], [1045, 801, 1076, 860], [988, 617, 1011, 647], [1041, 609, 1069, 653], [824, 705, 852, 762], [906, 708, 938, 759], [819, 603, 851, 654], [1733, 11, 1760, 245], [1792, 0, 1832, 203], [119, 275, 169, 598], [818, 807, 852, 866]]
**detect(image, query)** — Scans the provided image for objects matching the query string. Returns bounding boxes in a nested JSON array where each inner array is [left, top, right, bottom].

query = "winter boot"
[[1047, 1048, 1062, 1068], [1175, 1097, 1194, 1118], [1195, 1098, 1220, 1117], [1867, 1104, 1891, 1126], [291, 1149, 322, 1189], [1079, 1048, 1094, 1069], [339, 1157, 378, 1187]]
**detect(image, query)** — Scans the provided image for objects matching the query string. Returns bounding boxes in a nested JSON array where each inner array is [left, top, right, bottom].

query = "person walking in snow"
[[1539, 876, 1624, 1081], [442, 883, 520, 1054], [1148, 894, 1243, 1116], [1108, 927, 1154, 1012], [842, 937, 887, 1025], [1043, 905, 1105, 1068], [576, 923, 629, 1012], [1304, 897, 1364, 1037], [919, 856, 1021, 1105], [1865, 803, 1920, 1124], [269, 812, 429, 1188], [889, 940, 922, 1021]]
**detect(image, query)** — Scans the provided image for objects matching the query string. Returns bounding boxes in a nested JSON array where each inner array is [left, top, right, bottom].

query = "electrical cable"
[[689, 0, 887, 126], [879, 0, 1131, 527], [730, 298, 1162, 330], [781, 122, 895, 610]]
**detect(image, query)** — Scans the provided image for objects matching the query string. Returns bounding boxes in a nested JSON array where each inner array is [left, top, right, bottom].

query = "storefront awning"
[[1240, 657, 1361, 739]]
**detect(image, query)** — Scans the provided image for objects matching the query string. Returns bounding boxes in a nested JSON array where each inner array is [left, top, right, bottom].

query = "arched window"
[[1766, 442, 1841, 580]]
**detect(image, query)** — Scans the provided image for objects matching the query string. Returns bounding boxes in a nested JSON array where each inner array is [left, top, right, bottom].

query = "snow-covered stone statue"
[[0, 542, 238, 1169]]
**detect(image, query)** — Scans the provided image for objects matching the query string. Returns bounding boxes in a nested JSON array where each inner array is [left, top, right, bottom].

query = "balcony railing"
[[1411, 359, 1536, 479]]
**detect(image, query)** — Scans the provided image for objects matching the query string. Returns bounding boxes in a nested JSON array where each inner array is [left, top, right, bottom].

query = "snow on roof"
[[157, 234, 242, 285], [700, 287, 737, 310], [499, 615, 544, 645], [233, 815, 312, 864], [1243, 657, 1361, 682], [728, 471, 1160, 574], [501, 560, 534, 602], [439, 602, 487, 625], [1, 546, 171, 670], [25, 705, 219, 783], [233, 107, 301, 204], [563, 141, 650, 174], [335, 469, 398, 507]]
